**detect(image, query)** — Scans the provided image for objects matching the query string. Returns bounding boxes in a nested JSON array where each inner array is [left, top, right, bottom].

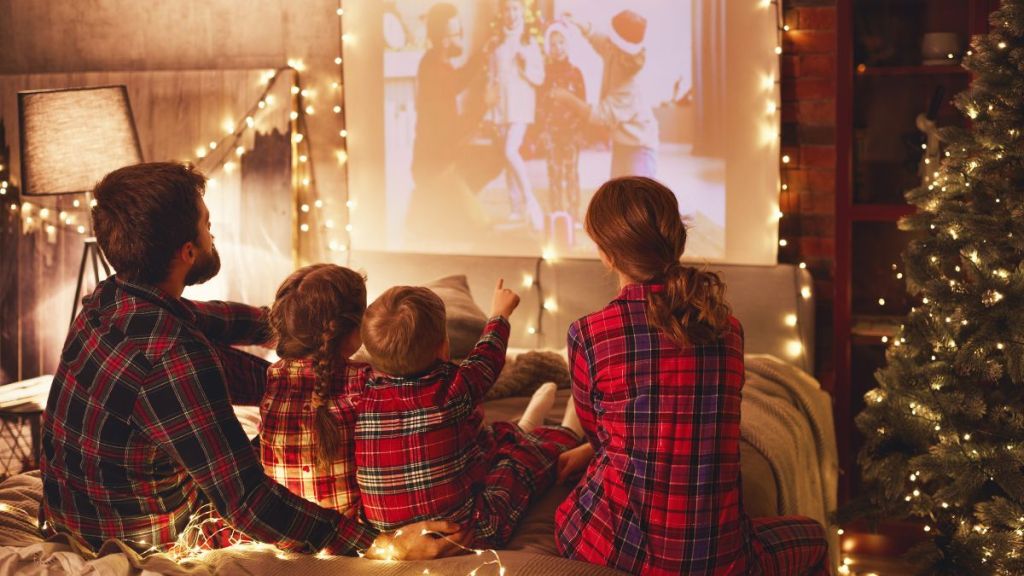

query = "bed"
[[0, 253, 837, 575]]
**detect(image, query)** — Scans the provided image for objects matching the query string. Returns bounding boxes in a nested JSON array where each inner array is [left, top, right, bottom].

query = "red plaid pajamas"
[[260, 358, 370, 514], [355, 317, 579, 547], [40, 277, 375, 555], [555, 283, 829, 575]]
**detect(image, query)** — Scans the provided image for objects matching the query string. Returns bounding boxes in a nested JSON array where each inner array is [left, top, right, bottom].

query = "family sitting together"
[[39, 162, 830, 575]]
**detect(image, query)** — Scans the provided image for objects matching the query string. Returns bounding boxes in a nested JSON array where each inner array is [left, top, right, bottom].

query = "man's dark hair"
[[91, 162, 206, 284], [425, 2, 458, 46]]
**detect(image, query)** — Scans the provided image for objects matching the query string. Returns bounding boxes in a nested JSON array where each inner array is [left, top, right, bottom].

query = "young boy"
[[355, 280, 580, 547], [540, 22, 586, 220]]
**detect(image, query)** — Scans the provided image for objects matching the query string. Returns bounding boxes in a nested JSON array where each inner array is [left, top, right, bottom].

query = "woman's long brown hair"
[[584, 176, 731, 347], [269, 264, 366, 469]]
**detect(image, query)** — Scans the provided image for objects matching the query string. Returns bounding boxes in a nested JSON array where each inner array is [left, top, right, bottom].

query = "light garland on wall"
[[333, 0, 353, 266], [764, 0, 805, 271]]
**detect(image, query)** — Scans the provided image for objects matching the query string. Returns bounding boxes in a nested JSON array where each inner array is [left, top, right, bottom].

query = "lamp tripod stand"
[[70, 236, 110, 329]]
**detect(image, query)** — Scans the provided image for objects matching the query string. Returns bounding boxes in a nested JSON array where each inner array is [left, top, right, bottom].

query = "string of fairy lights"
[[767, 0, 804, 274]]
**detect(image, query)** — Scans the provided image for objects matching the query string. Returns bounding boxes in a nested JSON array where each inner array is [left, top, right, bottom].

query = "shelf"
[[851, 315, 903, 346], [856, 64, 969, 77], [850, 204, 915, 222]]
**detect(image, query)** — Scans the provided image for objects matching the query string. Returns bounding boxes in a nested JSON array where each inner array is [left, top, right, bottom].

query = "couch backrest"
[[349, 251, 815, 374]]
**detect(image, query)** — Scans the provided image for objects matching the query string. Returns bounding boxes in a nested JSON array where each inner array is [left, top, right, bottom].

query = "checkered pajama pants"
[[468, 422, 580, 548], [750, 515, 832, 576]]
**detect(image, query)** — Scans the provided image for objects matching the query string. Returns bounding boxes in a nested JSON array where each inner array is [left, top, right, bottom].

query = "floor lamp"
[[17, 86, 143, 327]]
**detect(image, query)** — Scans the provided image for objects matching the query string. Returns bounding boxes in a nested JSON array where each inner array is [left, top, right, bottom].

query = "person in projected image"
[[486, 0, 545, 232], [539, 22, 586, 222], [40, 162, 470, 560], [554, 9, 659, 179], [407, 2, 495, 248]]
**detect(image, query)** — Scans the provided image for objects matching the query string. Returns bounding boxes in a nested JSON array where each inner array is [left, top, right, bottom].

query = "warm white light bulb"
[[786, 340, 803, 358]]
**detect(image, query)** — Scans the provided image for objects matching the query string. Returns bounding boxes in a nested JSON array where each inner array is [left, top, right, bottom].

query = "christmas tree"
[[852, 2, 1024, 574]]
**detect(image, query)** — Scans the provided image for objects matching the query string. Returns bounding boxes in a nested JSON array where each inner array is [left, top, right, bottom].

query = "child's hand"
[[560, 12, 590, 34], [491, 278, 520, 319], [365, 520, 472, 561], [556, 443, 594, 485]]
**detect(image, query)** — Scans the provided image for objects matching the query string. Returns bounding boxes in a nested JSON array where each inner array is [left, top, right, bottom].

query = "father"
[[40, 162, 466, 558]]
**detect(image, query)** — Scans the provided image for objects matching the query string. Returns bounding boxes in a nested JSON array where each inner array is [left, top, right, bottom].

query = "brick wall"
[[780, 1, 838, 391]]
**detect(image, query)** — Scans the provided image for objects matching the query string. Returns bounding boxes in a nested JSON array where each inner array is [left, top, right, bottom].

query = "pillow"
[[425, 275, 488, 361]]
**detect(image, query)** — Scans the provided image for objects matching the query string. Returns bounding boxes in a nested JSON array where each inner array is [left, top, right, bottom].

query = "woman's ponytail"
[[647, 263, 731, 348]]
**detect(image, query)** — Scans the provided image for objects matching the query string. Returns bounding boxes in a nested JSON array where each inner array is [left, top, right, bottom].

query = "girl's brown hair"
[[584, 176, 731, 347], [270, 264, 367, 469]]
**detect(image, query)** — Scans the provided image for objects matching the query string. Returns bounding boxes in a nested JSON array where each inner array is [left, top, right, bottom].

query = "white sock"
[[518, 382, 557, 432], [561, 396, 583, 437]]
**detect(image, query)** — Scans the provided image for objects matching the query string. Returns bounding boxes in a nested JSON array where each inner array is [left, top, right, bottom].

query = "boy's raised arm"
[[451, 279, 519, 403]]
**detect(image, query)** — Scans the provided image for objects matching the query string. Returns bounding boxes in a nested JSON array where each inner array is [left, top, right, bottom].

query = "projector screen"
[[343, 0, 780, 264]]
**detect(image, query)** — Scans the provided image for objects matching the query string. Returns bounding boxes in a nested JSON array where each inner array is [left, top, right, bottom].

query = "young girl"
[[261, 264, 370, 515], [554, 177, 829, 575], [487, 0, 545, 231]]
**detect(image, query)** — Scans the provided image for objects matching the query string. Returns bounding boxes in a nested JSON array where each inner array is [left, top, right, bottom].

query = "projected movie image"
[[380, 0, 725, 257]]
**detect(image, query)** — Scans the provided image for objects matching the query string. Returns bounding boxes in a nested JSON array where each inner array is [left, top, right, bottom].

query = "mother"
[[554, 177, 829, 575]]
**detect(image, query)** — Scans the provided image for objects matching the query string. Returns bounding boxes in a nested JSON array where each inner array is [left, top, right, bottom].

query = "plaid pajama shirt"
[[356, 316, 578, 547], [555, 283, 829, 575], [40, 276, 375, 555], [260, 358, 370, 514]]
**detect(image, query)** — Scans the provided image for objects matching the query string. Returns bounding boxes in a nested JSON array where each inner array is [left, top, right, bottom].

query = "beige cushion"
[[425, 274, 488, 360]]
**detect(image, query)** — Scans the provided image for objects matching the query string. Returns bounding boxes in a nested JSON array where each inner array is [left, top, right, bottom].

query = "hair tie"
[[663, 261, 684, 276]]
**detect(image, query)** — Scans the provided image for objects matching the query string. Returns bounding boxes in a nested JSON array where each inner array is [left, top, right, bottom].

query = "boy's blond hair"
[[361, 286, 447, 376]]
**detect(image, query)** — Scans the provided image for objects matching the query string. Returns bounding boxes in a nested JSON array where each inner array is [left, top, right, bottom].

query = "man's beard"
[[184, 245, 221, 286]]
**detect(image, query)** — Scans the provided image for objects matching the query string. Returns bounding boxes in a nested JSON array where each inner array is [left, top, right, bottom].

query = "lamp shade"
[[18, 85, 142, 196]]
